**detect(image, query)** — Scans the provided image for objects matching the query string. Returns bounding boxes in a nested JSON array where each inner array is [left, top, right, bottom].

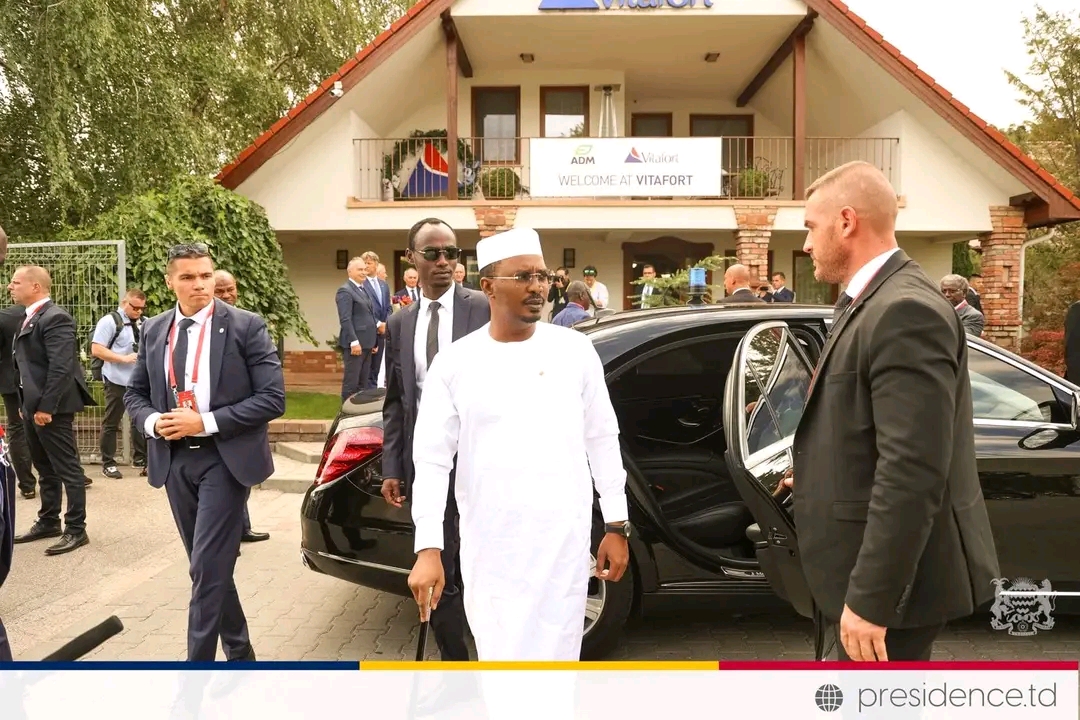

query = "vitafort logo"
[[570, 145, 595, 165], [538, 0, 713, 10], [624, 146, 678, 164]]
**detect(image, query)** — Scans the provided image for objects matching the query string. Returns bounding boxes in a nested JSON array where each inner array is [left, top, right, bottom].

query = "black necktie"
[[172, 318, 195, 394], [426, 301, 441, 369], [832, 292, 853, 329]]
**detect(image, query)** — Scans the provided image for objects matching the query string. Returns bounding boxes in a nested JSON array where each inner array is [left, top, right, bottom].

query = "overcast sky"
[[844, 0, 1076, 129]]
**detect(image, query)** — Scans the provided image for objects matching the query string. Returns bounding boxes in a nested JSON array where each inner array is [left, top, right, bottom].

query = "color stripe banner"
[[0, 661, 1075, 718]]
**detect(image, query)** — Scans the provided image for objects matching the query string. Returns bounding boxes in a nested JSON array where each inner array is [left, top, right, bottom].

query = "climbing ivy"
[[62, 174, 315, 345]]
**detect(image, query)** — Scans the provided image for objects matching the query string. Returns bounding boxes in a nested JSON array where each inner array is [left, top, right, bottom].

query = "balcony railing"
[[352, 135, 900, 202]]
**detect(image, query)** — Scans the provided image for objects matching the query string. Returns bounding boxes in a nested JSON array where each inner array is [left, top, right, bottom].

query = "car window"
[[742, 327, 811, 456], [967, 347, 1066, 423]]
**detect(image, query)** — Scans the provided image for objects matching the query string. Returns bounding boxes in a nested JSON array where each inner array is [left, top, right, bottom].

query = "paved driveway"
[[6, 479, 1078, 662]]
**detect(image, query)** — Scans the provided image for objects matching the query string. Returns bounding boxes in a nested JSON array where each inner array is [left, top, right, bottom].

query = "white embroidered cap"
[[475, 227, 543, 271]]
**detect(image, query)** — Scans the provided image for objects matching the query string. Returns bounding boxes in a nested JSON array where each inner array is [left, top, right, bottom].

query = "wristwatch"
[[606, 520, 632, 539]]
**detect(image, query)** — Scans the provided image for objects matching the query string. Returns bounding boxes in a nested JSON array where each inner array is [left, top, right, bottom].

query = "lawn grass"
[[284, 391, 343, 420]]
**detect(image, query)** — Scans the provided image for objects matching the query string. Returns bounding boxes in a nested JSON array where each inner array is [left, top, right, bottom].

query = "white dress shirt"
[[414, 284, 455, 393], [22, 297, 50, 327], [589, 280, 609, 309], [144, 301, 219, 439], [843, 247, 900, 301]]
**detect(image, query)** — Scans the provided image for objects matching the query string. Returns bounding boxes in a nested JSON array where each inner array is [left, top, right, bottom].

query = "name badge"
[[174, 389, 199, 413]]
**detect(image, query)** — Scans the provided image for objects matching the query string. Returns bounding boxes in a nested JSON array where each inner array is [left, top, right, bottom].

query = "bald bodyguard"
[[788, 161, 999, 661]]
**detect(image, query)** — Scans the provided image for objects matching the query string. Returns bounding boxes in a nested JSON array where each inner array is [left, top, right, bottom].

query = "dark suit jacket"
[[966, 288, 982, 314], [361, 277, 391, 324], [382, 285, 490, 490], [124, 302, 286, 489], [394, 286, 421, 304], [13, 301, 95, 415], [717, 288, 765, 304], [336, 281, 378, 351], [793, 250, 999, 628], [957, 303, 985, 337], [0, 305, 25, 395], [1066, 301, 1080, 385], [772, 287, 795, 303]]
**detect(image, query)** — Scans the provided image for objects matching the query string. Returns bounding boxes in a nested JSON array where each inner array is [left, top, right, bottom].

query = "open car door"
[[723, 321, 830, 656]]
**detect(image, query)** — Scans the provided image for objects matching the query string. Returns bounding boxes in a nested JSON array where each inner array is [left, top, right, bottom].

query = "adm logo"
[[538, 0, 714, 10], [571, 145, 595, 165]]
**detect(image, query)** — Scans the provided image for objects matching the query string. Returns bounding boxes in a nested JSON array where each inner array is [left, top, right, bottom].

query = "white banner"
[[1, 662, 1076, 718], [528, 137, 723, 197]]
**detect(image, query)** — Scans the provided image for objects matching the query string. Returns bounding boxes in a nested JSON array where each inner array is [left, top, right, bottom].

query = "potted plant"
[[735, 167, 771, 198], [478, 167, 521, 199]]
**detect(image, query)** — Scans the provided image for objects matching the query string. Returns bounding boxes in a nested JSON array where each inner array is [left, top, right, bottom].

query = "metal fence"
[[2, 240, 127, 463]]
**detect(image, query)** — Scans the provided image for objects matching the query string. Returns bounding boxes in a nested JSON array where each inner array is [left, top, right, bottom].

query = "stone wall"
[[734, 205, 777, 284], [980, 206, 1025, 351], [283, 350, 342, 373], [474, 206, 518, 241], [268, 419, 331, 451]]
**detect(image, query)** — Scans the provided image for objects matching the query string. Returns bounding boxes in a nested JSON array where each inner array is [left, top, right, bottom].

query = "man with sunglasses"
[[124, 242, 285, 661], [92, 288, 148, 479], [407, 227, 630, 661], [381, 217, 489, 660]]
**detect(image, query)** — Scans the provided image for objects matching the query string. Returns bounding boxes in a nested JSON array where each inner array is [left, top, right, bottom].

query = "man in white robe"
[[407, 226, 631, 661]]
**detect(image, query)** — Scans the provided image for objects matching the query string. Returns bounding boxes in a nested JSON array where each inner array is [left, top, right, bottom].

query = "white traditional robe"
[[411, 321, 629, 661]]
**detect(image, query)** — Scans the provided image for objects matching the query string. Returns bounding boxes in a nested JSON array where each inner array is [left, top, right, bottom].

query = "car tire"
[[580, 514, 636, 660]]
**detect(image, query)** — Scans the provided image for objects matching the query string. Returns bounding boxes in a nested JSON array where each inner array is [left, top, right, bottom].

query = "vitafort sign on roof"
[[538, 0, 713, 10]]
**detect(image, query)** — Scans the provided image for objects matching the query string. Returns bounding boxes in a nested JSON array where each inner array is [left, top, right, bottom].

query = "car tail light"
[[314, 426, 383, 486]]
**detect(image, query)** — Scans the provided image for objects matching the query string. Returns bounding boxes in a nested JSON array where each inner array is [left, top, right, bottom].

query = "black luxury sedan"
[[300, 303, 1080, 659]]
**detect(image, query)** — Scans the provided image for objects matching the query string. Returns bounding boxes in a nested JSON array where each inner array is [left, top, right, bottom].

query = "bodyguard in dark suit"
[[336, 257, 379, 400], [790, 162, 998, 661], [717, 264, 766, 304], [124, 243, 285, 661], [359, 252, 391, 389], [9, 266, 96, 555], [380, 218, 489, 660], [0, 304, 37, 498]]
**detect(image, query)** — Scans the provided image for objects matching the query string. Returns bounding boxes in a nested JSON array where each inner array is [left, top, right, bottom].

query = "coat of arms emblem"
[[989, 577, 1055, 636]]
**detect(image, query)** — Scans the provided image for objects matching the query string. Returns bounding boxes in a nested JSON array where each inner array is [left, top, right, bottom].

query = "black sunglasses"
[[168, 242, 209, 259], [413, 246, 461, 262]]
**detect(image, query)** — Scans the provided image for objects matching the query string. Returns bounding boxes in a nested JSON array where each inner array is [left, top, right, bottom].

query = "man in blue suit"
[[336, 257, 379, 399], [124, 242, 286, 661], [359, 251, 391, 389]]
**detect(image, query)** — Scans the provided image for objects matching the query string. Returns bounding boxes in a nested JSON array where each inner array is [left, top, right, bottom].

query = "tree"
[[60, 174, 315, 345], [0, 0, 416, 241]]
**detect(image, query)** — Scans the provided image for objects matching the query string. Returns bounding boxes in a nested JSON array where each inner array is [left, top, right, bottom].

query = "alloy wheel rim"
[[584, 554, 607, 636]]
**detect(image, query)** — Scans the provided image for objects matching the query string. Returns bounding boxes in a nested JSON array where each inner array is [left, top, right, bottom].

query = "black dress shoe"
[[14, 522, 62, 543], [45, 532, 89, 555], [20, 488, 35, 499], [241, 531, 270, 543]]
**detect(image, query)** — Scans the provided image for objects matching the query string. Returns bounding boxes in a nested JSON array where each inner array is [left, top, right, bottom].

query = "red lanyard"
[[168, 302, 212, 390]]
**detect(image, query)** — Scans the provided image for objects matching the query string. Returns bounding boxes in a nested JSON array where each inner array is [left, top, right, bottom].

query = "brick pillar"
[[473, 206, 518, 239], [979, 206, 1025, 351], [734, 205, 777, 284]]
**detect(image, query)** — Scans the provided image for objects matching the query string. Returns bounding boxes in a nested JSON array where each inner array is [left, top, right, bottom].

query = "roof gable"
[[216, 0, 1080, 225]]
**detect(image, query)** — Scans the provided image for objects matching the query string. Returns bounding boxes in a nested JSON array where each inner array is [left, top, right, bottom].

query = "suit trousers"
[[101, 380, 146, 467], [341, 348, 373, 400], [832, 621, 943, 661], [3, 393, 36, 494], [0, 617, 11, 661], [430, 474, 470, 660], [164, 441, 251, 661], [23, 412, 86, 534]]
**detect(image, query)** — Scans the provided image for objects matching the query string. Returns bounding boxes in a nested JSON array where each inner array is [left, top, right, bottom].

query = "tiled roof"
[[216, 0, 1080, 221]]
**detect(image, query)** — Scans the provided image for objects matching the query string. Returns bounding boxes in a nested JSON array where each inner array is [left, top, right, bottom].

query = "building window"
[[630, 113, 672, 137], [541, 86, 589, 138], [472, 87, 520, 163], [690, 114, 754, 174]]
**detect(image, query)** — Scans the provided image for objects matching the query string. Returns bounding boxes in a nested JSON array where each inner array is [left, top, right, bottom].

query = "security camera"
[[330, 80, 343, 97]]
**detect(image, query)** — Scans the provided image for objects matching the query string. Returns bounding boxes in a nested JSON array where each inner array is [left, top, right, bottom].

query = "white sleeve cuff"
[[413, 520, 445, 554], [599, 492, 628, 525], [350, 340, 359, 347], [201, 411, 219, 435], [144, 413, 161, 439]]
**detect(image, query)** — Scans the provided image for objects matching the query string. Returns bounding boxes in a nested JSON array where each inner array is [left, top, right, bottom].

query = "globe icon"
[[815, 684, 844, 712]]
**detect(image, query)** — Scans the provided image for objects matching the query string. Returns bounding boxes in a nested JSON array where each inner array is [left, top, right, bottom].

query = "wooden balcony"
[[351, 135, 900, 203]]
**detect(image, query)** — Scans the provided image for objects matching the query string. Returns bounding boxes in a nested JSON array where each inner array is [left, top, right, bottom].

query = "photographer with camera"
[[548, 266, 570, 320]]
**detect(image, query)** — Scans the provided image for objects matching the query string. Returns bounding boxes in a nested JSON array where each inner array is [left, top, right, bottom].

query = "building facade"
[[217, 0, 1080, 368]]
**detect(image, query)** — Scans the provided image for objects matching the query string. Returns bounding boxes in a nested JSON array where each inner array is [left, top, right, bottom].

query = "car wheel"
[[580, 515, 635, 660]]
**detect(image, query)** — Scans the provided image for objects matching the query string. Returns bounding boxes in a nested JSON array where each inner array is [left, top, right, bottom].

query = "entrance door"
[[623, 236, 713, 308], [722, 320, 816, 620], [792, 251, 838, 304]]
